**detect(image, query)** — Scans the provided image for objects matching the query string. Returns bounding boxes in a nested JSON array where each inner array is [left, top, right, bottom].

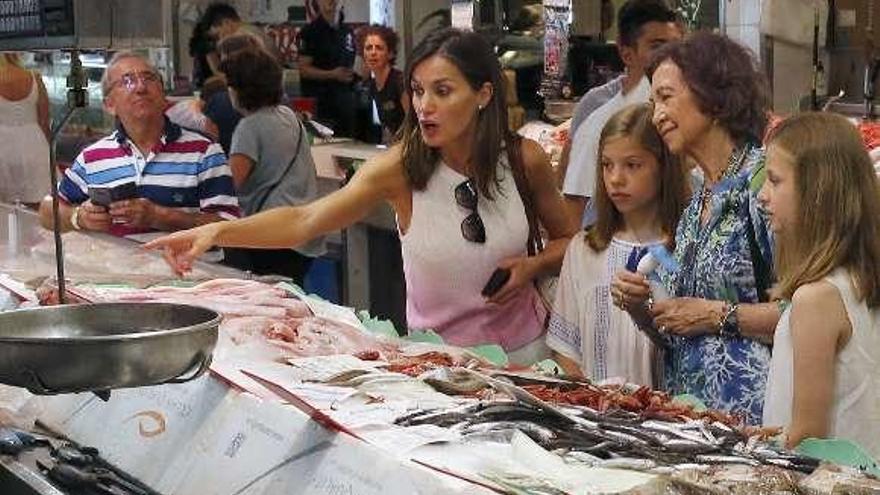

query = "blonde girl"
[[548, 103, 687, 385], [761, 112, 880, 459]]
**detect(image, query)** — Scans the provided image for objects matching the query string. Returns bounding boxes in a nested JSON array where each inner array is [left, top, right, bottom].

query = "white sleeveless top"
[[400, 157, 546, 351], [0, 71, 50, 203], [763, 268, 880, 459]]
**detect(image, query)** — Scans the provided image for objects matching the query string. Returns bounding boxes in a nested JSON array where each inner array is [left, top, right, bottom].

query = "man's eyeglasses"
[[109, 71, 160, 93], [454, 179, 486, 243]]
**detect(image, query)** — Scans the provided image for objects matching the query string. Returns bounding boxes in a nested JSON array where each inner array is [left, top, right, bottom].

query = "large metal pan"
[[0, 303, 220, 394]]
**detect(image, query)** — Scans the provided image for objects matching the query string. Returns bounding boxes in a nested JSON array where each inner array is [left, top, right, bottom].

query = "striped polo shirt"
[[59, 119, 240, 234]]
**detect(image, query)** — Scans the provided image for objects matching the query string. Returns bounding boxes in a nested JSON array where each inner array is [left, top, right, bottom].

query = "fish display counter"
[[0, 207, 878, 494], [1, 278, 876, 494], [0, 203, 244, 289]]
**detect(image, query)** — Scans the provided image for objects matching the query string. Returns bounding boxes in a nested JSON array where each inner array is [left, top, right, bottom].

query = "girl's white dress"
[[763, 267, 880, 460], [547, 232, 660, 386]]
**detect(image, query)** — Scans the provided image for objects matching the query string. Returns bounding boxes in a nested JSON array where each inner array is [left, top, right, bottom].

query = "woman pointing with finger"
[[147, 29, 577, 365]]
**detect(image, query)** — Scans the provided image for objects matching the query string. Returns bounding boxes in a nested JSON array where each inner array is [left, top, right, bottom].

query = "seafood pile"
[[518, 381, 742, 427], [396, 373, 818, 473], [395, 390, 819, 475], [384, 351, 485, 377]]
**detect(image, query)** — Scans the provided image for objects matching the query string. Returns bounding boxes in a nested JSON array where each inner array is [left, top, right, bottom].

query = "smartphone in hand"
[[88, 182, 138, 207], [482, 268, 511, 297]]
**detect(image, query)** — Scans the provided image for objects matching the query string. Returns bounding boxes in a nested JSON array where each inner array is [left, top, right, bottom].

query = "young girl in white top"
[[547, 103, 688, 386], [760, 112, 880, 459]]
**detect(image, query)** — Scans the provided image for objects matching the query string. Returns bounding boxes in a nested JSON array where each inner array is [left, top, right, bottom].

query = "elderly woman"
[[612, 32, 779, 425]]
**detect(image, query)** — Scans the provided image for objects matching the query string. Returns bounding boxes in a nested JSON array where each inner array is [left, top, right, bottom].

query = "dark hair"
[[587, 103, 688, 252], [358, 24, 399, 65], [189, 17, 215, 57], [400, 28, 510, 199], [220, 49, 282, 112], [200, 75, 227, 102], [203, 3, 240, 28], [647, 32, 769, 145], [216, 32, 264, 59], [617, 0, 678, 47]]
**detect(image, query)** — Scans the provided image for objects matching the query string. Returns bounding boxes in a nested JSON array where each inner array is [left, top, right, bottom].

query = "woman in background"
[[0, 52, 50, 206], [612, 33, 778, 425], [359, 24, 409, 142], [221, 48, 326, 285], [202, 32, 264, 155]]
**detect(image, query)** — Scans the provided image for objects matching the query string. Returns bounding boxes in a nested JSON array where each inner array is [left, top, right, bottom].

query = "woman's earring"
[[477, 104, 483, 111]]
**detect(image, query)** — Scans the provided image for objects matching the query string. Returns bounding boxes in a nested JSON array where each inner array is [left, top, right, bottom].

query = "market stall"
[[0, 204, 878, 494], [1, 2, 880, 494]]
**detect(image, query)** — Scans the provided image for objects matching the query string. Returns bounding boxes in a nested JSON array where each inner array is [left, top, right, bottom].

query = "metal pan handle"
[[163, 353, 213, 384]]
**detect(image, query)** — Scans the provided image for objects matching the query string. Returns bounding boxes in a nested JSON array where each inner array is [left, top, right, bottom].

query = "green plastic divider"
[[356, 310, 399, 339], [403, 329, 445, 345], [671, 393, 707, 412], [796, 438, 880, 477], [533, 359, 562, 375], [467, 344, 509, 368]]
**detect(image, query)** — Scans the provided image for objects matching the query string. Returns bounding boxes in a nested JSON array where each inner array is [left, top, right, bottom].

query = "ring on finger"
[[646, 296, 654, 313]]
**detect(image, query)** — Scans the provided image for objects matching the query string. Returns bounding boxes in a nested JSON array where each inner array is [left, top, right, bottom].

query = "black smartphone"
[[482, 268, 511, 297], [88, 182, 138, 207]]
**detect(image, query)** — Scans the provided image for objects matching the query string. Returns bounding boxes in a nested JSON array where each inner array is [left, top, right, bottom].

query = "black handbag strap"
[[744, 198, 771, 302], [506, 135, 543, 256], [253, 120, 307, 213]]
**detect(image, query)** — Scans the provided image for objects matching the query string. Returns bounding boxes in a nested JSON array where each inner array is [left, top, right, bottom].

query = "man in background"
[[202, 2, 281, 69], [39, 52, 238, 235], [297, 0, 358, 137], [562, 0, 681, 225]]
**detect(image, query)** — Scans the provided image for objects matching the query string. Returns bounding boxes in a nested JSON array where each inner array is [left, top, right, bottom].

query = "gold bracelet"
[[715, 301, 729, 334], [719, 302, 740, 338], [70, 206, 82, 230]]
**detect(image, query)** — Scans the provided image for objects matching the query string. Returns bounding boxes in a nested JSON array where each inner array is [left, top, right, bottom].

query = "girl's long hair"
[[768, 112, 880, 307], [0, 53, 23, 71], [586, 103, 688, 252], [400, 28, 511, 199]]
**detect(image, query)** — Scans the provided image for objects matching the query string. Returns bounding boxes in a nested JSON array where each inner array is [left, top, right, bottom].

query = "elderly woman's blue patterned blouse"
[[660, 143, 774, 425]]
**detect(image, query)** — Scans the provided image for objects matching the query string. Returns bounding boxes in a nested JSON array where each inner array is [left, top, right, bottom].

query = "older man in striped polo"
[[39, 52, 239, 235]]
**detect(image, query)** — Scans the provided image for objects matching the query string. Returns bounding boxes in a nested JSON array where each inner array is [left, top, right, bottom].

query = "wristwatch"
[[70, 206, 82, 231], [719, 303, 740, 338]]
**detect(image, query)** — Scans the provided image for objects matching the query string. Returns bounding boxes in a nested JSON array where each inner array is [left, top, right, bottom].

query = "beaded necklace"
[[700, 146, 749, 213]]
